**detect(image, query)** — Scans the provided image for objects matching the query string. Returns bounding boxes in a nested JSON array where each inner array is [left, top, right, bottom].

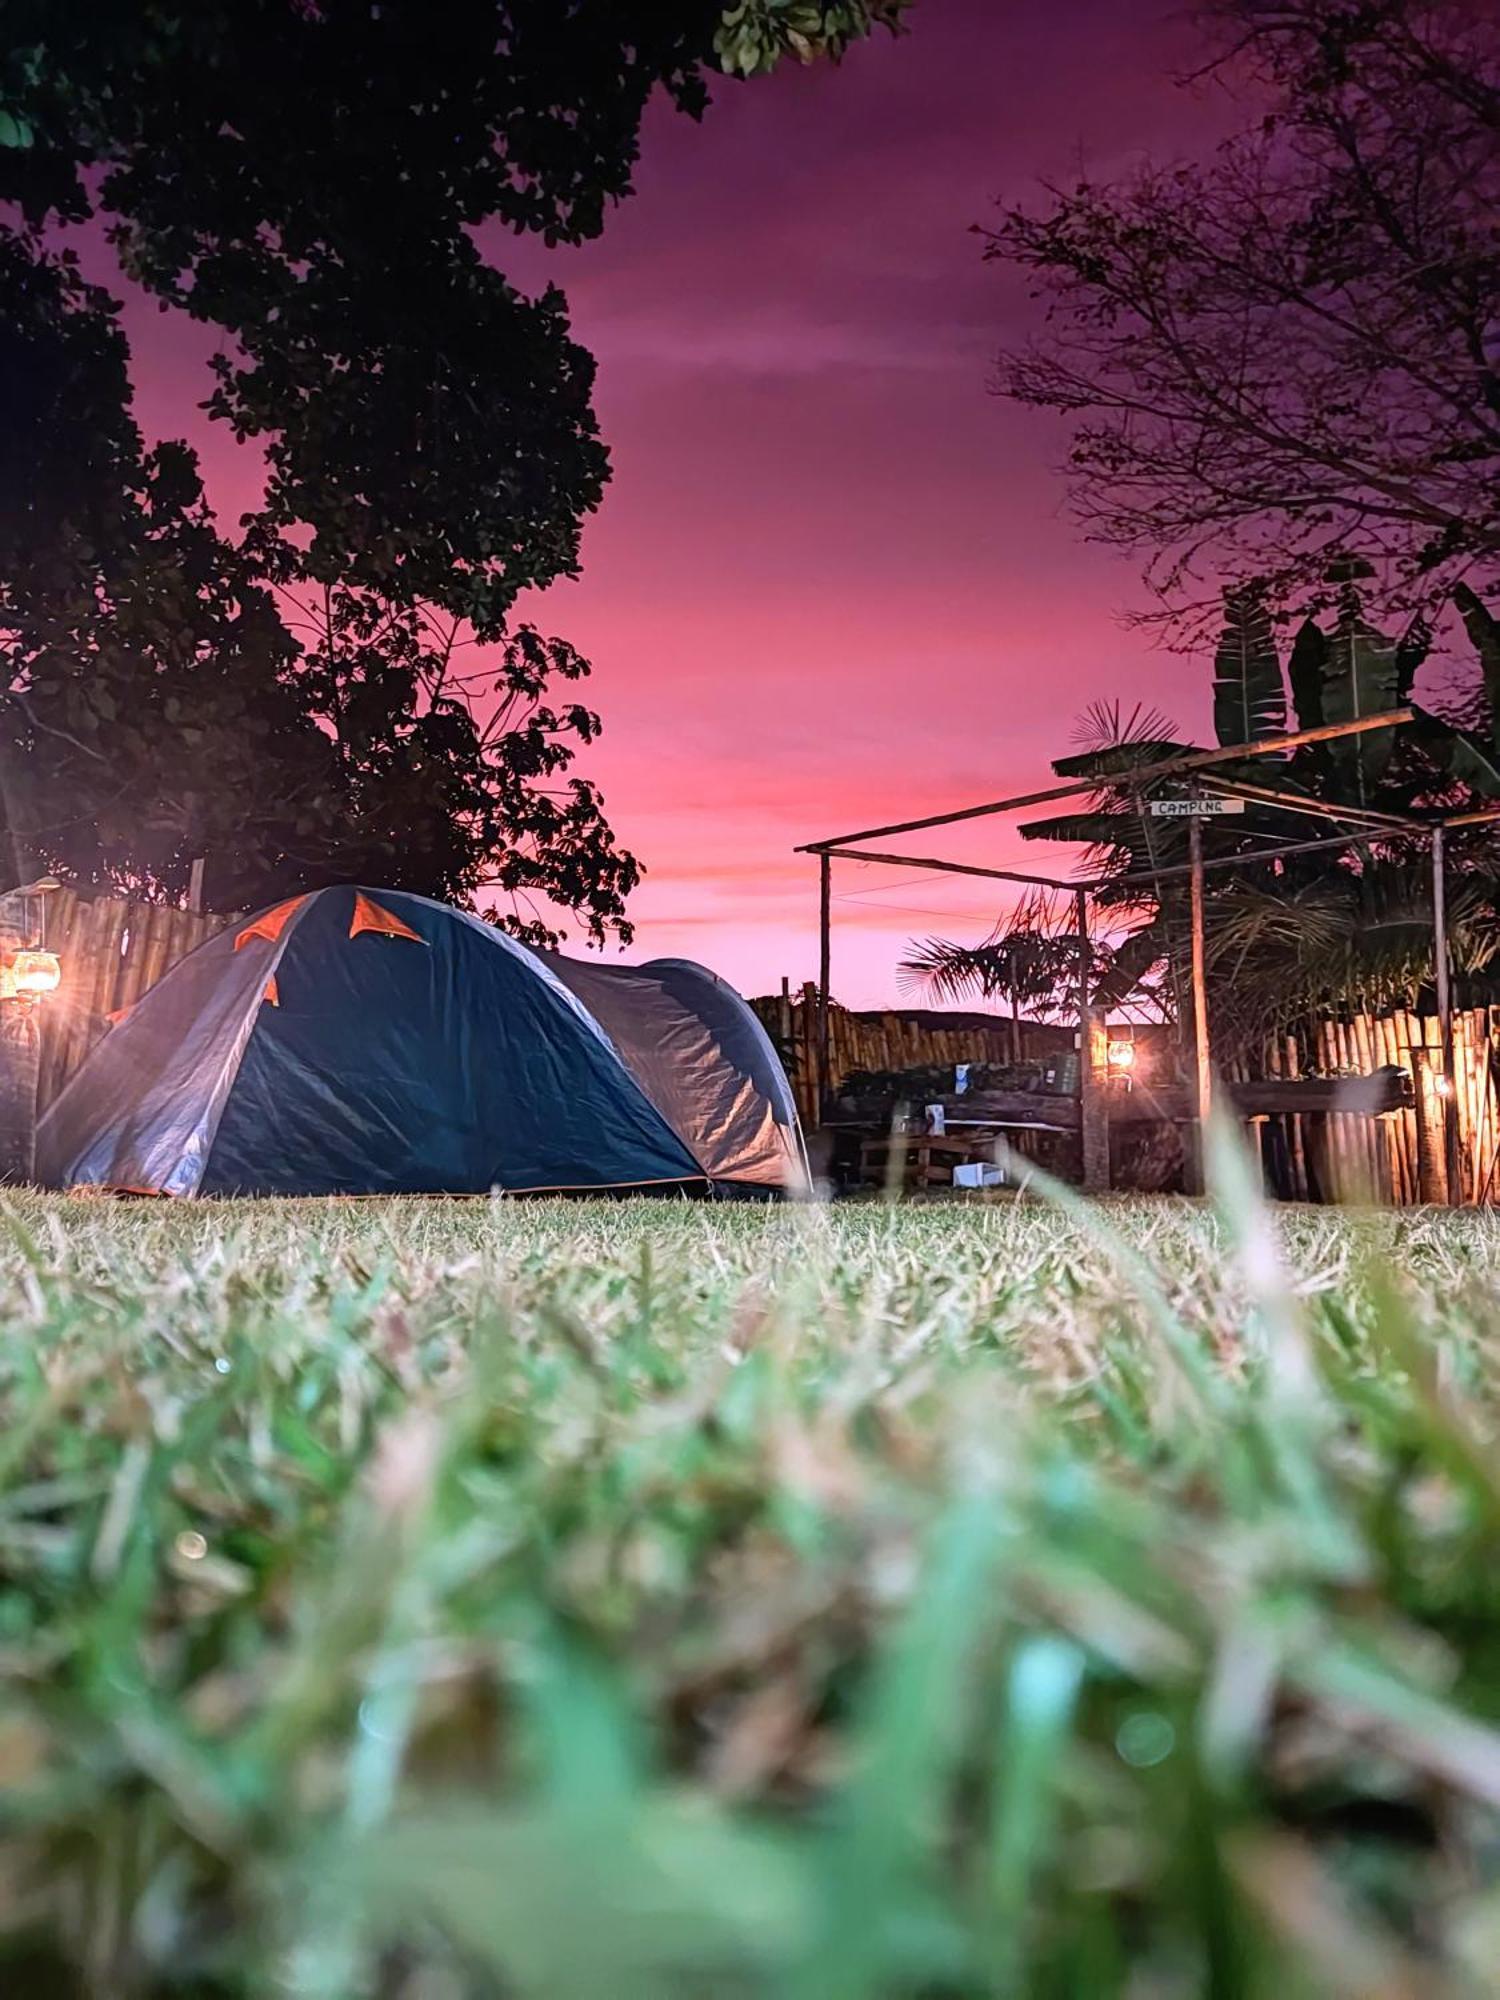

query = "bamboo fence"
[[33, 890, 238, 1114], [761, 982, 1500, 1206]]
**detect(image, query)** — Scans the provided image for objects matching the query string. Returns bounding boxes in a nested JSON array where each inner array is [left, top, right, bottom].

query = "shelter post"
[[1187, 810, 1212, 1194], [817, 851, 831, 1123], [1432, 825, 1461, 1202], [1075, 887, 1109, 1193]]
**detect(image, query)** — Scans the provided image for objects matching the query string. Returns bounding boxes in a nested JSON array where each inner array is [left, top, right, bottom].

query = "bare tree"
[[983, 0, 1499, 639]]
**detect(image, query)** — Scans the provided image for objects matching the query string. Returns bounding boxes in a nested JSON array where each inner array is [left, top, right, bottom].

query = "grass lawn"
[[4, 1178, 1500, 1997]]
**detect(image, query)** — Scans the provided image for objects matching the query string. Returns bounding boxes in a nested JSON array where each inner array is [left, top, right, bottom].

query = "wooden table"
[[859, 1128, 1012, 1191]]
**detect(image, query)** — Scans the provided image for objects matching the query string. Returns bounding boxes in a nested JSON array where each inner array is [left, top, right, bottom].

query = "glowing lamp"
[[11, 950, 61, 996], [1106, 1039, 1137, 1072], [1433, 1072, 1454, 1098]]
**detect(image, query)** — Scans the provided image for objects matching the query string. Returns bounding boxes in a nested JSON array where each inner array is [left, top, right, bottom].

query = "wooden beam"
[[815, 846, 1076, 892], [819, 824, 1408, 902], [1017, 776, 1419, 844], [1108, 826, 1388, 891], [1192, 777, 1424, 832], [1108, 1074, 1410, 1120], [797, 709, 1414, 854]]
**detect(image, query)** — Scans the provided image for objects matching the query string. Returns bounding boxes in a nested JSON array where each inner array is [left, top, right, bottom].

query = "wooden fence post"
[[0, 1003, 39, 1184], [0, 886, 43, 1180], [800, 980, 819, 1129], [1411, 1042, 1450, 1206]]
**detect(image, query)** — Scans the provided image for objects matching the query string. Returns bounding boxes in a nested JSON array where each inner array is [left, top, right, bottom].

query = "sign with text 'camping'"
[[1148, 796, 1247, 817]]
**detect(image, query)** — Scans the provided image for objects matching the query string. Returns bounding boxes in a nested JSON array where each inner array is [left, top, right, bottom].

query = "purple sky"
[[125, 0, 1237, 1003]]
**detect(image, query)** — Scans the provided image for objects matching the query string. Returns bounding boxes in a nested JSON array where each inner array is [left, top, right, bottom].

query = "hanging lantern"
[[10, 950, 61, 996]]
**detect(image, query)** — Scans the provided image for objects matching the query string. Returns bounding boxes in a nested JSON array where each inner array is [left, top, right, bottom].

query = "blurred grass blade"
[[987, 1634, 1086, 1984], [793, 1494, 1004, 1998]]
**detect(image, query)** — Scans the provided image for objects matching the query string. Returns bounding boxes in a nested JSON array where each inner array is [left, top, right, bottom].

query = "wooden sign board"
[[1149, 797, 1247, 817]]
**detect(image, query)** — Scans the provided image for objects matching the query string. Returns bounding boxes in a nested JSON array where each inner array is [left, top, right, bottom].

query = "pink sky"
[[123, 0, 1235, 1005]]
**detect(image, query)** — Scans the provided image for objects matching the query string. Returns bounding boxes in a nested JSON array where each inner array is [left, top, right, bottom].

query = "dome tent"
[[37, 886, 806, 1198], [543, 953, 806, 1195]]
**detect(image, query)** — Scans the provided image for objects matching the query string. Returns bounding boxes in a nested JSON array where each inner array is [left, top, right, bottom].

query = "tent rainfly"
[[37, 886, 807, 1198]]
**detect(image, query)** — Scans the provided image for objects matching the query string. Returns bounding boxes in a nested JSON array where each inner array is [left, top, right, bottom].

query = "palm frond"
[[897, 937, 1011, 1007], [1069, 698, 1181, 757]]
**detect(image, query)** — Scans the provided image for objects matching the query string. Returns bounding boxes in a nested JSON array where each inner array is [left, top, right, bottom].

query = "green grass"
[[5, 1168, 1500, 1997]]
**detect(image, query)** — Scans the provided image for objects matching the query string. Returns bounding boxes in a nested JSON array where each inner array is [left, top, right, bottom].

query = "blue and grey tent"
[[37, 886, 807, 1198]]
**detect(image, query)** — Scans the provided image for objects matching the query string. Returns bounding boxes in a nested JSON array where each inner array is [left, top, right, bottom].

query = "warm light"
[[1106, 1039, 1137, 1071], [11, 950, 61, 995], [1433, 1072, 1454, 1098]]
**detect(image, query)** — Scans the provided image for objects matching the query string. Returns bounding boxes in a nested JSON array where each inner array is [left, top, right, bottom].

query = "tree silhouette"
[[981, 0, 1498, 640], [1, 2, 909, 919]]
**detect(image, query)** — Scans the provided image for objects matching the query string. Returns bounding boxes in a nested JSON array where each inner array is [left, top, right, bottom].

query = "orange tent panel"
[[349, 892, 427, 945], [234, 896, 309, 951], [263, 975, 280, 1007]]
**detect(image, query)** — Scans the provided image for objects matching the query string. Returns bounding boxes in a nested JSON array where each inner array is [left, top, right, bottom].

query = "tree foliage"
[[3, 0, 908, 635], [0, 232, 338, 905], [282, 585, 640, 945], [0, 2, 907, 920], [981, 0, 1499, 637]]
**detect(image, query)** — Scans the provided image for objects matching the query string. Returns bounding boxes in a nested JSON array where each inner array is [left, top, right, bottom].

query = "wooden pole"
[[1076, 887, 1109, 1194], [187, 856, 206, 914], [817, 851, 831, 1125], [1432, 825, 1461, 1203], [1187, 811, 1211, 1192], [799, 707, 1415, 855]]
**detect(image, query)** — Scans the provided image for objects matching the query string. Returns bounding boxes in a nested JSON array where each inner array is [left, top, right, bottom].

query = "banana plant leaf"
[[1322, 611, 1400, 800], [1089, 918, 1170, 1014], [1212, 590, 1286, 749], [1288, 619, 1328, 733], [1413, 706, 1500, 800], [1395, 613, 1432, 704], [1455, 585, 1500, 754]]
